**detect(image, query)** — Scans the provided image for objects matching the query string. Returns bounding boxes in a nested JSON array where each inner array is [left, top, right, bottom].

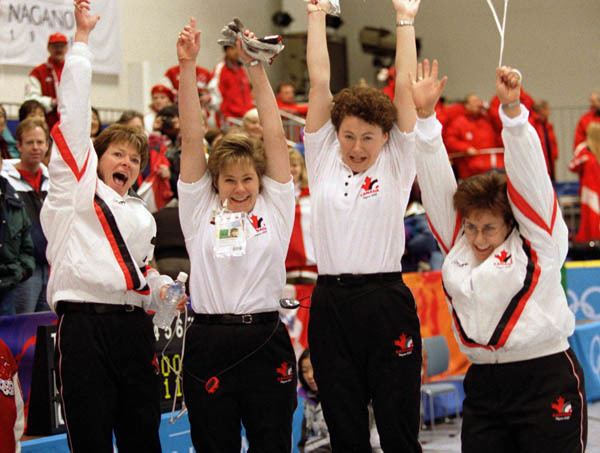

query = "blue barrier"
[[568, 321, 600, 402]]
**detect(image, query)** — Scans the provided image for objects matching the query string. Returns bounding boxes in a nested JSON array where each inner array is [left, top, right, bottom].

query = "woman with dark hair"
[[177, 18, 296, 452], [411, 60, 587, 453], [90, 106, 101, 137], [40, 2, 180, 450], [303, 0, 423, 451]]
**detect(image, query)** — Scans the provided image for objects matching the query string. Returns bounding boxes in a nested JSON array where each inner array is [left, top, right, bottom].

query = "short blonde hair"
[[289, 148, 308, 189], [207, 133, 266, 191]]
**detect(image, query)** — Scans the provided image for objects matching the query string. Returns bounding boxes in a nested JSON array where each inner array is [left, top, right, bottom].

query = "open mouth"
[[349, 155, 367, 164], [112, 172, 129, 188]]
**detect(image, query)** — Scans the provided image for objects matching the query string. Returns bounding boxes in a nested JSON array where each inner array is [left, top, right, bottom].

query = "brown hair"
[[331, 85, 397, 133], [117, 110, 144, 125], [16, 117, 49, 143], [453, 172, 514, 226], [586, 122, 600, 161], [207, 133, 266, 191], [289, 148, 308, 189], [93, 124, 149, 170]]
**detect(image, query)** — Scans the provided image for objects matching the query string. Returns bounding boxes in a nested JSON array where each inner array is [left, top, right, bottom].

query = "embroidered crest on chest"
[[359, 176, 380, 199]]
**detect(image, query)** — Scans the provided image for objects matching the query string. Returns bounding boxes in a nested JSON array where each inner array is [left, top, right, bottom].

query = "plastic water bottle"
[[153, 272, 188, 329]]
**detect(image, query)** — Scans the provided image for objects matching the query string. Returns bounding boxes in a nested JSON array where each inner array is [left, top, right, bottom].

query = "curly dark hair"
[[453, 171, 514, 226], [331, 85, 397, 133]]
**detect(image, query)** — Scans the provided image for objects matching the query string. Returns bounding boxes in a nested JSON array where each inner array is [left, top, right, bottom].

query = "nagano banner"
[[0, 0, 121, 74]]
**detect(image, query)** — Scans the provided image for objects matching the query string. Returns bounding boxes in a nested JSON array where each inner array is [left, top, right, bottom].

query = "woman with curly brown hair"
[[303, 0, 423, 451], [176, 18, 297, 452], [411, 60, 586, 453]]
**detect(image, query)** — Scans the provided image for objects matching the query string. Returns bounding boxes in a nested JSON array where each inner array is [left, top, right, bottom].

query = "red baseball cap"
[[151, 85, 175, 102], [48, 33, 68, 45]]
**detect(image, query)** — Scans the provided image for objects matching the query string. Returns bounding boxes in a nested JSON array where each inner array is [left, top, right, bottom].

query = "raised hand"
[[409, 59, 447, 118], [306, 0, 330, 13], [74, 0, 100, 37], [496, 66, 521, 106], [177, 17, 201, 62], [392, 0, 421, 19]]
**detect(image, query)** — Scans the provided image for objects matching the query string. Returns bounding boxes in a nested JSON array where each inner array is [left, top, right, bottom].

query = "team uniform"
[[208, 60, 254, 121], [40, 42, 171, 453], [0, 339, 24, 453], [569, 143, 600, 242], [178, 173, 297, 452], [415, 105, 587, 453], [573, 108, 600, 150], [304, 121, 422, 452], [285, 186, 318, 282]]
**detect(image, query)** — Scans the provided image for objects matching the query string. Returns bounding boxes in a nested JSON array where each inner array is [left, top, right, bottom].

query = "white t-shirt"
[[303, 120, 416, 274], [178, 173, 295, 314]]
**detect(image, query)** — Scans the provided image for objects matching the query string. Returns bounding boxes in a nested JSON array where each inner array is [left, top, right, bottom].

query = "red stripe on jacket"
[[51, 124, 90, 182]]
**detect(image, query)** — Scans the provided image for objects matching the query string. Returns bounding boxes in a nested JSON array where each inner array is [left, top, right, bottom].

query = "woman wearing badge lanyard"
[[411, 61, 587, 452], [41, 1, 183, 451], [176, 19, 297, 453], [303, 0, 422, 451]]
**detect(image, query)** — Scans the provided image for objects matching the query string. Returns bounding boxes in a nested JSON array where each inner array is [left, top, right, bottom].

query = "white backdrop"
[[0, 0, 121, 74]]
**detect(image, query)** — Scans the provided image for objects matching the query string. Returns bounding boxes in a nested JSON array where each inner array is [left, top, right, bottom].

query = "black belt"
[[56, 301, 144, 316], [193, 311, 279, 325], [317, 272, 403, 287]]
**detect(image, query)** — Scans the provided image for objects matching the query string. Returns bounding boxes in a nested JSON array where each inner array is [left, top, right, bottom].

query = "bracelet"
[[501, 100, 520, 110], [244, 59, 260, 68], [396, 19, 414, 27]]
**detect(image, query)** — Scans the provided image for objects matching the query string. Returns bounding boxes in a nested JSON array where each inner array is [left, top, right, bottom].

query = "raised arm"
[[177, 18, 206, 184], [498, 67, 565, 245], [410, 59, 459, 254], [392, 0, 420, 132], [53, 0, 99, 171], [305, 0, 333, 133], [237, 32, 290, 183]]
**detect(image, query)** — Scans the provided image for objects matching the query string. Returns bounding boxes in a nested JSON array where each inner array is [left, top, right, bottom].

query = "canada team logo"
[[276, 361, 294, 384], [394, 333, 414, 357], [494, 249, 513, 267], [359, 176, 380, 199], [551, 396, 573, 421], [249, 214, 267, 234], [151, 353, 160, 375]]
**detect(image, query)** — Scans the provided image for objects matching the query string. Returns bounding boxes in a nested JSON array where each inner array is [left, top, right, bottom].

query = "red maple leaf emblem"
[[494, 250, 512, 263], [394, 333, 408, 349], [249, 214, 262, 230], [361, 176, 373, 191], [551, 396, 568, 414], [276, 361, 290, 377]]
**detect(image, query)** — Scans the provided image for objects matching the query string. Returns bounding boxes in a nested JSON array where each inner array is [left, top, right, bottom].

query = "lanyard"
[[485, 0, 509, 67]]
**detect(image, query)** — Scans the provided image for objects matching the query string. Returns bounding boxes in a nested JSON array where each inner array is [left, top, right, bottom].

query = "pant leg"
[[183, 323, 243, 453], [8, 267, 41, 314], [239, 322, 297, 453], [461, 363, 518, 453], [34, 264, 50, 312], [113, 311, 161, 453], [0, 288, 16, 315], [367, 280, 422, 453], [308, 283, 372, 453], [55, 312, 117, 453], [513, 350, 587, 453]]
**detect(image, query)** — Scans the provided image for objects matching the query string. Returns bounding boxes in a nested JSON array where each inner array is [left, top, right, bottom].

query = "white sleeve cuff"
[[498, 104, 529, 129], [415, 114, 442, 142]]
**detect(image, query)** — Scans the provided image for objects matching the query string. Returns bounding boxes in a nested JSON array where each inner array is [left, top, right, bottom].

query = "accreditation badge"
[[214, 210, 247, 258]]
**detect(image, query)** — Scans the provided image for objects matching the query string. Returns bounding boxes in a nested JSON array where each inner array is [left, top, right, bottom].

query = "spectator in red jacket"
[[162, 63, 212, 108], [573, 91, 600, 150], [276, 82, 308, 116], [24, 33, 69, 130], [532, 100, 559, 180], [208, 45, 254, 123], [569, 122, 600, 242], [0, 339, 24, 453], [143, 84, 175, 133], [445, 94, 502, 179]]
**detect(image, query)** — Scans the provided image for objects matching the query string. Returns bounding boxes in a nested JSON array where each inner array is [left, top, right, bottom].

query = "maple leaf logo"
[[249, 214, 263, 230], [394, 333, 414, 356], [395, 333, 409, 349], [551, 396, 573, 420], [361, 176, 379, 191], [276, 361, 294, 383], [276, 361, 291, 377], [494, 250, 512, 264]]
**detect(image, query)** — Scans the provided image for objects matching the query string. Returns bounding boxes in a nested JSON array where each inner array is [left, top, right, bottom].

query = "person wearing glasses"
[[411, 60, 587, 452]]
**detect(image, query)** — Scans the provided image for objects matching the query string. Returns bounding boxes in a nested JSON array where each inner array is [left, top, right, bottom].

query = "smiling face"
[[17, 126, 48, 171], [337, 115, 388, 173], [216, 160, 260, 213], [463, 209, 511, 263], [97, 141, 142, 197]]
